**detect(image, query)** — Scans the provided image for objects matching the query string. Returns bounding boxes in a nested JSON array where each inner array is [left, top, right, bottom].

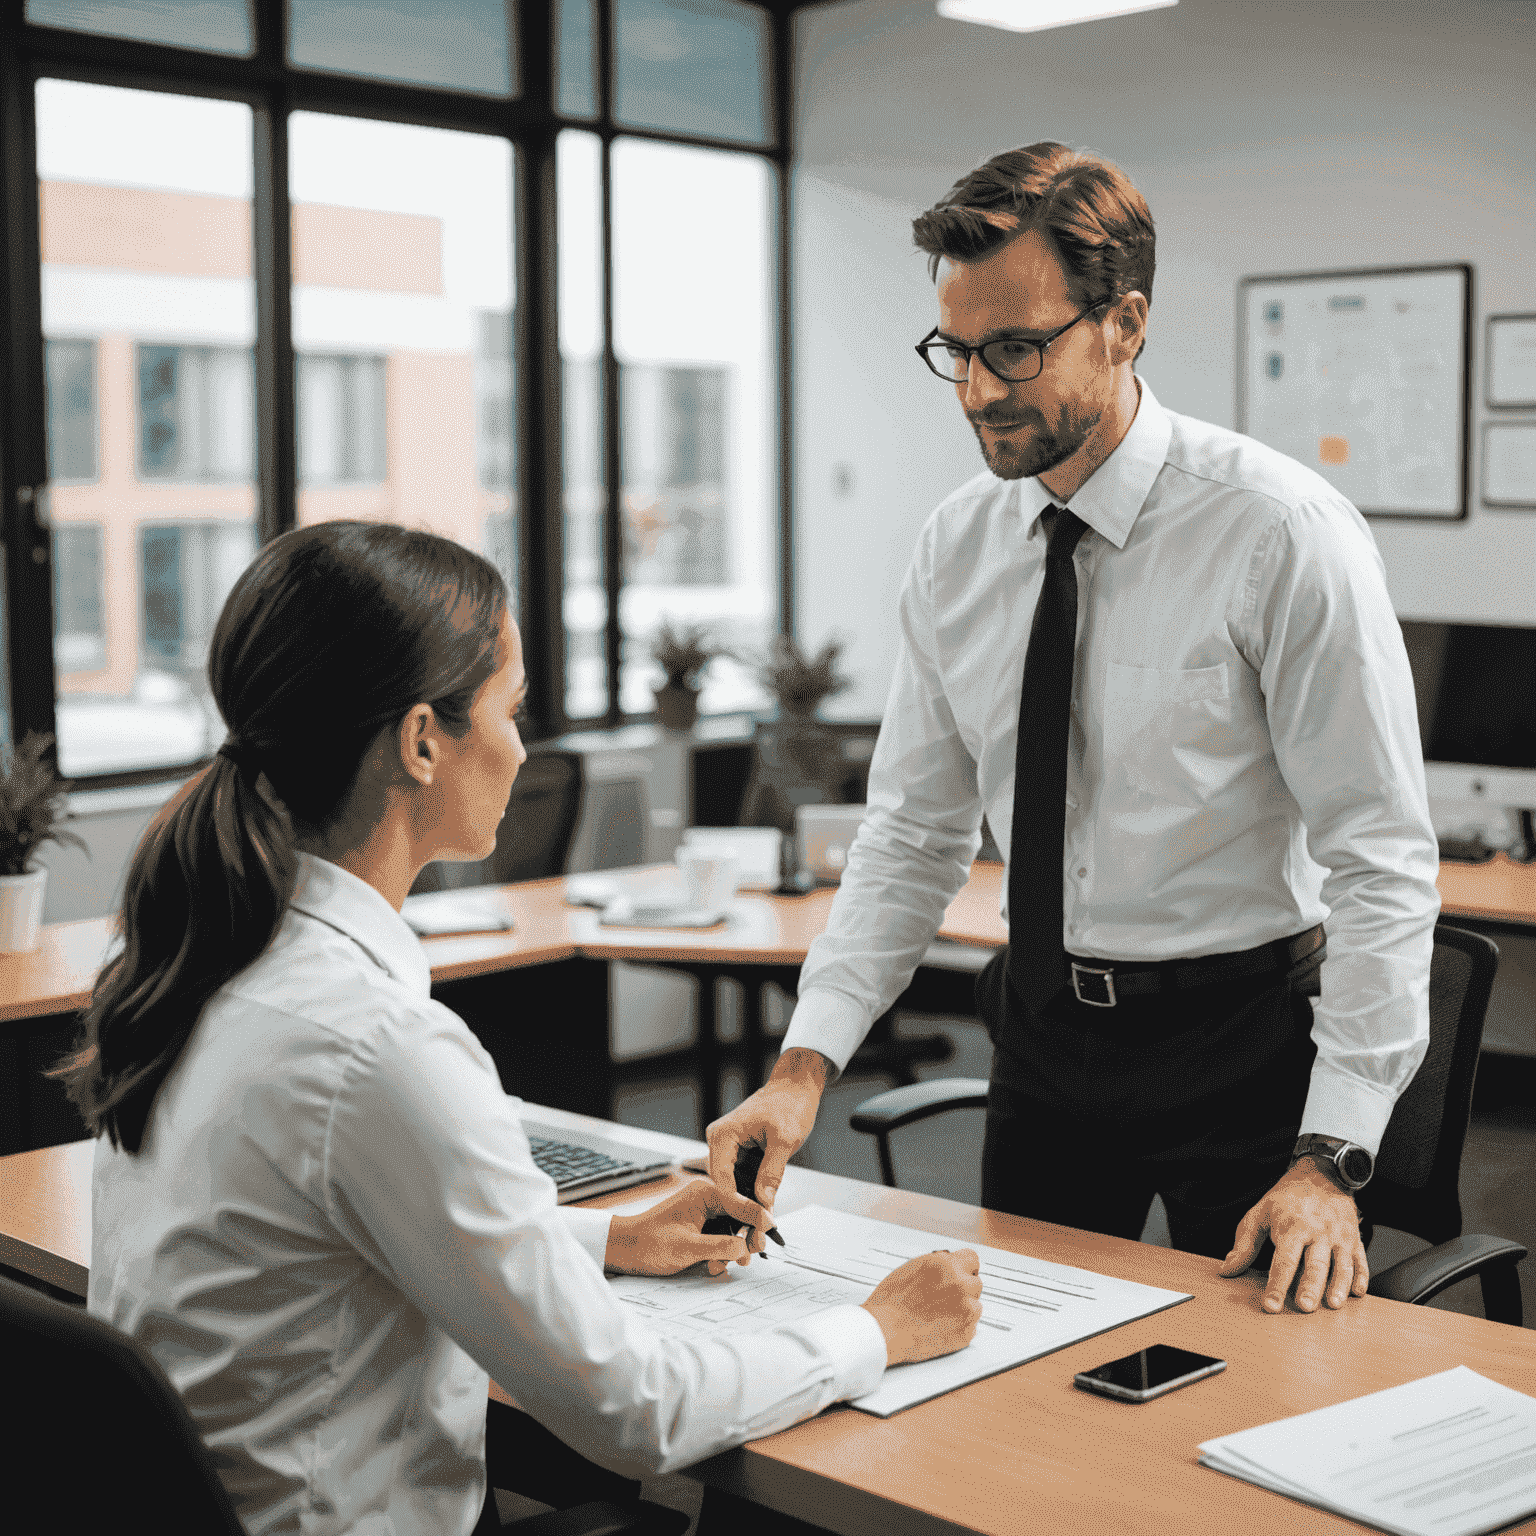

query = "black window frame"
[[0, 0, 801, 789]]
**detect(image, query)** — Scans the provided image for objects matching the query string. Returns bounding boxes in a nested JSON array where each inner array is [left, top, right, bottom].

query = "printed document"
[[1199, 1366, 1536, 1536], [608, 1204, 1190, 1416]]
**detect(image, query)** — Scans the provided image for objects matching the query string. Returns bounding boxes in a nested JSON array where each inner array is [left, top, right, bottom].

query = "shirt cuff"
[[559, 1206, 614, 1271], [787, 1304, 888, 1402], [781, 990, 874, 1077], [1298, 1067, 1400, 1158]]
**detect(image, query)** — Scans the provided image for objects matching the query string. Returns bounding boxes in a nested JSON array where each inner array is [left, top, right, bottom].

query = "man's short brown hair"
[[913, 142, 1155, 349]]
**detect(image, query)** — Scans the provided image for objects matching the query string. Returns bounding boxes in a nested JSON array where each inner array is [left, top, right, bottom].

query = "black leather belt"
[[1064, 925, 1326, 1008]]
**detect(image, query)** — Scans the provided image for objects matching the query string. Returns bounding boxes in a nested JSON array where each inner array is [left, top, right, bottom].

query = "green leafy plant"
[[757, 634, 851, 717], [0, 732, 86, 877], [650, 618, 719, 690]]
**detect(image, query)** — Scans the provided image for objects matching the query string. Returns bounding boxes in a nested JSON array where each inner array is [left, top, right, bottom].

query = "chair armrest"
[[506, 1500, 688, 1536], [849, 1078, 991, 1137], [1369, 1234, 1528, 1315]]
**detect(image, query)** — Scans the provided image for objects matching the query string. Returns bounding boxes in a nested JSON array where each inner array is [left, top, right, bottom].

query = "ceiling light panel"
[[936, 0, 1177, 35]]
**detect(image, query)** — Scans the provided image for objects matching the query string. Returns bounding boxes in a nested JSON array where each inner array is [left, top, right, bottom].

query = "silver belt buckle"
[[1071, 962, 1117, 1007]]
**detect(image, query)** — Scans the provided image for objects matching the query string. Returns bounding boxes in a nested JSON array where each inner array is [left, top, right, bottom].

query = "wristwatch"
[[1290, 1133, 1374, 1192]]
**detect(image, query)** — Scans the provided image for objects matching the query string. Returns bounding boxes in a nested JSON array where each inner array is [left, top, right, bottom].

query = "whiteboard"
[[1238, 264, 1470, 519]]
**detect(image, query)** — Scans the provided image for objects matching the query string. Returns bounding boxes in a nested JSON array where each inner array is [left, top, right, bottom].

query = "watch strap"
[[1291, 1134, 1373, 1190]]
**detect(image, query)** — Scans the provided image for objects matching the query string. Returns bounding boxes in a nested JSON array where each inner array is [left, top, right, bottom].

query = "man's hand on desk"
[[705, 1047, 833, 1222], [1219, 1156, 1369, 1313], [604, 1179, 767, 1277]]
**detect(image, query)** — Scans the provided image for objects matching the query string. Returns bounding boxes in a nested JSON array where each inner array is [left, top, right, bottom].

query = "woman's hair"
[[52, 520, 508, 1153], [912, 142, 1156, 357]]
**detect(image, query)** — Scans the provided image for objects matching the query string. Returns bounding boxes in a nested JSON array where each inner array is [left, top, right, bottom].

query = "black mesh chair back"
[[0, 1272, 246, 1534], [737, 719, 848, 834], [413, 749, 584, 895], [1357, 922, 1500, 1247]]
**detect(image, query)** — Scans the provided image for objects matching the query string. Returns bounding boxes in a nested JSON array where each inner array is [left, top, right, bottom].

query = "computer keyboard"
[[527, 1134, 640, 1190], [1437, 836, 1497, 864]]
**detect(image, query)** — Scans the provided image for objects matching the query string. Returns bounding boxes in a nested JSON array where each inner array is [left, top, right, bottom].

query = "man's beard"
[[969, 402, 1097, 481]]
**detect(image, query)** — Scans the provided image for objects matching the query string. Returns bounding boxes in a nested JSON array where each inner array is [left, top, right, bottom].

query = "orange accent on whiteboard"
[[1319, 436, 1350, 465]]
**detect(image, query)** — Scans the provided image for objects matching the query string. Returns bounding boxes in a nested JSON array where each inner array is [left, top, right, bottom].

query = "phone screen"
[[1076, 1345, 1224, 1394]]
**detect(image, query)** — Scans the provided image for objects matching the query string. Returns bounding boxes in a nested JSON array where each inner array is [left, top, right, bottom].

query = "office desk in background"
[[4, 1133, 1536, 1536], [3, 857, 1533, 1149], [11, 853, 1536, 1027], [0, 865, 1007, 1149]]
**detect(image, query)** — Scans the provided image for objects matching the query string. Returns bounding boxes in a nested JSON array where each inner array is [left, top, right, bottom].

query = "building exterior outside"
[[40, 107, 768, 777]]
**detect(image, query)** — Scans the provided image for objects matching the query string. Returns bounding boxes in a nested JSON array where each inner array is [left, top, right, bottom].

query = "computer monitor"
[[1398, 620, 1536, 811]]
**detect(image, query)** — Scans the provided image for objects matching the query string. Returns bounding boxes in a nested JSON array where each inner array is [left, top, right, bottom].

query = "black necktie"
[[1007, 505, 1089, 1015]]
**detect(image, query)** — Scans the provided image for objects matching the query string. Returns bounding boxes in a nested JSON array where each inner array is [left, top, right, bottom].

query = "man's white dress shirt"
[[784, 381, 1439, 1154], [90, 852, 885, 1536]]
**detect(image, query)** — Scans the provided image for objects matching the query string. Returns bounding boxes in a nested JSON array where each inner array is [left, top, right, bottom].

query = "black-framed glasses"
[[914, 299, 1112, 384]]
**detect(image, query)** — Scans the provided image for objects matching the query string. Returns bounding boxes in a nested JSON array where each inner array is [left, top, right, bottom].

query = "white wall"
[[793, 0, 1536, 718]]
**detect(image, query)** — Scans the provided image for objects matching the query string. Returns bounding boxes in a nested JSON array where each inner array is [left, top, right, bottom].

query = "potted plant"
[[741, 636, 856, 887], [0, 732, 85, 952], [757, 634, 851, 720], [650, 618, 719, 730]]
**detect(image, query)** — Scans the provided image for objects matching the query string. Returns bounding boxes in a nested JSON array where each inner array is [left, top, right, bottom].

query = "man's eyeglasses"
[[914, 299, 1111, 384]]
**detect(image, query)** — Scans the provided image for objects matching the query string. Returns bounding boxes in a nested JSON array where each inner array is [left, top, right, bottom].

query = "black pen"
[[702, 1145, 787, 1251], [733, 1144, 786, 1248]]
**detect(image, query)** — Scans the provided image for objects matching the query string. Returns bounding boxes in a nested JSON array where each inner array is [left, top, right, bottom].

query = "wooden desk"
[[1437, 852, 1536, 930], [6, 1138, 1536, 1535], [10, 854, 1529, 1028], [0, 864, 1008, 1029], [0, 866, 1008, 1143], [4, 856, 1527, 1144]]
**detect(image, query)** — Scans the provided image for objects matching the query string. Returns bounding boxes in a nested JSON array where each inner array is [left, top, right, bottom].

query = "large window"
[[5, 0, 789, 783], [612, 138, 774, 716], [36, 79, 256, 778], [289, 111, 518, 600]]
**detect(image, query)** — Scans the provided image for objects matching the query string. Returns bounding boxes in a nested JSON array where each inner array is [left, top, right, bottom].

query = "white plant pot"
[[0, 867, 48, 953]]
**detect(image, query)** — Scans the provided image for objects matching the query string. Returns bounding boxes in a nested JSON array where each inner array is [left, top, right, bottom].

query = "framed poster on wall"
[[1237, 263, 1471, 520], [1482, 422, 1536, 508], [1486, 314, 1536, 409]]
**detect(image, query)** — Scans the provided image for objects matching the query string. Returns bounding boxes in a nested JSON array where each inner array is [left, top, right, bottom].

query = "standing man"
[[707, 143, 1440, 1314]]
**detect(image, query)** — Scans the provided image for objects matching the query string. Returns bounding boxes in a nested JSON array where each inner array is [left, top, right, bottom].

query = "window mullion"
[[596, 0, 622, 726], [0, 44, 59, 757], [771, 4, 794, 639], [253, 96, 296, 545], [516, 1, 566, 738]]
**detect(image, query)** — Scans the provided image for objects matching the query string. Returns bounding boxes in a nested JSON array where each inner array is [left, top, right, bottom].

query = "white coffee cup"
[[675, 846, 740, 912]]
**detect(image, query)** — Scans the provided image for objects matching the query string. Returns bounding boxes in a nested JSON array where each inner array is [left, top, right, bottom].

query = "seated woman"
[[55, 521, 982, 1536]]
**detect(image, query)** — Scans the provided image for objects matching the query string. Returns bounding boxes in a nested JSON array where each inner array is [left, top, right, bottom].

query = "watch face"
[[1340, 1147, 1373, 1185]]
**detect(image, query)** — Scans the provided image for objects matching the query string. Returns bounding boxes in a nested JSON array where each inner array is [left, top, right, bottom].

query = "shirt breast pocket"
[[1100, 660, 1236, 803]]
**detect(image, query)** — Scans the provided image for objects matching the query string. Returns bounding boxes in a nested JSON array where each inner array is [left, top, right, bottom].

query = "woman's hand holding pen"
[[604, 1179, 768, 1277], [861, 1250, 984, 1365]]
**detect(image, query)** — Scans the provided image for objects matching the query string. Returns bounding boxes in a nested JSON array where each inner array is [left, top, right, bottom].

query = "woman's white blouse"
[[89, 852, 886, 1536]]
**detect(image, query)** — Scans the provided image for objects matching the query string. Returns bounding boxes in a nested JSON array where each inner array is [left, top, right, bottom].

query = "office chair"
[[413, 749, 584, 894], [0, 1273, 685, 1536], [736, 719, 952, 1090], [848, 922, 1528, 1325]]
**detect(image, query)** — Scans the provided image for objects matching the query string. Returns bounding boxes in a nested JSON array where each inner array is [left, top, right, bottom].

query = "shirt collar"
[[1015, 378, 1173, 551], [289, 851, 432, 999]]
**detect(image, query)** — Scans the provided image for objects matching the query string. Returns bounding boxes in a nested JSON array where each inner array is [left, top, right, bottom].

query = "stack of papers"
[[609, 1204, 1190, 1416], [1200, 1366, 1536, 1536], [401, 890, 515, 936], [679, 827, 782, 888]]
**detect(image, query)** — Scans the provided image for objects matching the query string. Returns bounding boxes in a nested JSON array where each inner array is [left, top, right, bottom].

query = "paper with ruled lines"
[[607, 1204, 1191, 1416], [1199, 1366, 1536, 1536]]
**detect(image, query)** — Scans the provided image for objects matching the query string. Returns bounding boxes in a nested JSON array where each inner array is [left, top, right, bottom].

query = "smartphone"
[[1073, 1345, 1226, 1403]]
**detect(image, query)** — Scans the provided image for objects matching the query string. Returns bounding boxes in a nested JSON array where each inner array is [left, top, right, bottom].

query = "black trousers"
[[975, 944, 1322, 1260]]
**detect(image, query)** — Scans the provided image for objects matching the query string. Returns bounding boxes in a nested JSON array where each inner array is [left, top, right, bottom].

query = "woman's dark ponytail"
[[52, 521, 506, 1153]]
